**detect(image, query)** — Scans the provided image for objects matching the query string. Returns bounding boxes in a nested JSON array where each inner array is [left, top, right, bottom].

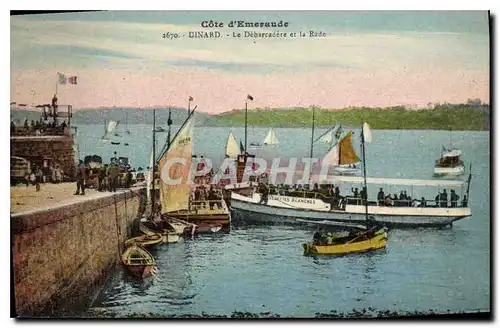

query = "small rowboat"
[[302, 228, 388, 256], [162, 232, 181, 244], [139, 221, 181, 244], [139, 220, 165, 235], [124, 233, 162, 248], [164, 216, 197, 236], [121, 245, 156, 278]]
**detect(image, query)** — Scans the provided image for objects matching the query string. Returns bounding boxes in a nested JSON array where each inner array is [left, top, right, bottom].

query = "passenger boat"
[[121, 245, 156, 278], [124, 233, 163, 248], [231, 123, 473, 228], [155, 109, 231, 231], [434, 148, 465, 176], [302, 226, 388, 256]]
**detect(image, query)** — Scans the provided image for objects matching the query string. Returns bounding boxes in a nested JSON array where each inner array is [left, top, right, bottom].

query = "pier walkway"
[[10, 182, 145, 215]]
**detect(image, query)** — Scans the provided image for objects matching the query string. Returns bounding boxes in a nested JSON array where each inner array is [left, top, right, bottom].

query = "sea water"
[[75, 124, 489, 317]]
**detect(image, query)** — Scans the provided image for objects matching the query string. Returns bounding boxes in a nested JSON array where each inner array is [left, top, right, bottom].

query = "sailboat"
[[250, 127, 279, 148], [323, 131, 362, 176], [157, 111, 231, 231], [225, 132, 240, 158], [263, 128, 279, 146], [102, 118, 119, 143]]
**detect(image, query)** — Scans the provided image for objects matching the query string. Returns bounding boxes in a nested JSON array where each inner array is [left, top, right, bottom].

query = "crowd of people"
[[254, 182, 468, 209], [22, 163, 65, 191], [11, 118, 68, 136], [190, 185, 224, 210]]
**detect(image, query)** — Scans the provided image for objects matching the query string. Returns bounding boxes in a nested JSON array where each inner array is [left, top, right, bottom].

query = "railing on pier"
[[11, 127, 71, 137]]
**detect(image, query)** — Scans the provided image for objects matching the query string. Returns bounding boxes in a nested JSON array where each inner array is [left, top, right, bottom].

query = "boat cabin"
[[436, 149, 463, 168]]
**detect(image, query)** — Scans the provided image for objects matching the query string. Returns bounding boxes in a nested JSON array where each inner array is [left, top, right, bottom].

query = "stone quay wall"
[[11, 187, 147, 316]]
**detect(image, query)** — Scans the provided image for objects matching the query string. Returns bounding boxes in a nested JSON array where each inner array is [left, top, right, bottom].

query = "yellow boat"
[[302, 228, 387, 256], [124, 233, 163, 248], [121, 245, 157, 278]]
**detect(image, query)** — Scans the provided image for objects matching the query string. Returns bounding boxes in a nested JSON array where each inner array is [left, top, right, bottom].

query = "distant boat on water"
[[263, 128, 279, 146], [102, 118, 119, 141], [324, 130, 362, 176], [249, 128, 279, 148], [434, 147, 465, 176]]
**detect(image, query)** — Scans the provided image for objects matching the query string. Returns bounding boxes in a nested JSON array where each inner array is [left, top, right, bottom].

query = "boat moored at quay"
[[230, 175, 472, 228]]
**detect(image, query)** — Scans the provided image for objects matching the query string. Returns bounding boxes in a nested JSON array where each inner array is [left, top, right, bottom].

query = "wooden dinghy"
[[124, 233, 162, 248], [139, 220, 181, 244], [302, 227, 387, 256], [121, 245, 156, 278], [164, 216, 197, 235]]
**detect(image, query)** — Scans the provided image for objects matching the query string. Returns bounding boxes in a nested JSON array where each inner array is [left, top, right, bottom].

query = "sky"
[[10, 11, 490, 113]]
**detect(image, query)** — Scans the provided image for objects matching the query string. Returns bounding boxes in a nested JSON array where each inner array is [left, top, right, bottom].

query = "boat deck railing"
[[265, 189, 468, 209], [190, 200, 228, 213], [342, 196, 467, 208]]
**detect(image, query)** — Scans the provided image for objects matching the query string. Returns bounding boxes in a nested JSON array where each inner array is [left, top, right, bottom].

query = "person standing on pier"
[[107, 163, 120, 192], [74, 160, 87, 195], [35, 166, 43, 191]]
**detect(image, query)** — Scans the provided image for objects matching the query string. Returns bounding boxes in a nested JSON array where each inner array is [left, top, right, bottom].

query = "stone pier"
[[11, 183, 147, 316]]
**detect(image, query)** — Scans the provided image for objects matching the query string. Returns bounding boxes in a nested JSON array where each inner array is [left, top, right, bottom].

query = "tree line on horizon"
[[10, 101, 489, 131]]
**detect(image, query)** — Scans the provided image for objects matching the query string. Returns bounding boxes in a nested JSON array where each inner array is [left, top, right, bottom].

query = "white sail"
[[320, 131, 333, 144], [362, 122, 372, 143], [263, 128, 279, 145], [102, 120, 119, 140], [146, 151, 154, 201], [107, 120, 118, 134], [322, 144, 339, 165], [158, 115, 195, 213], [226, 132, 240, 158]]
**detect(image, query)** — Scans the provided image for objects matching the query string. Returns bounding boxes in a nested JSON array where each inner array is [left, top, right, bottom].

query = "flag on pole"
[[362, 122, 372, 143], [247, 95, 254, 101], [58, 73, 67, 84], [68, 76, 78, 85], [189, 96, 194, 101]]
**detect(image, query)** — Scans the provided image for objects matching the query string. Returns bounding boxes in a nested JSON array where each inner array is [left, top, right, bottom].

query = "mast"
[[465, 162, 472, 204], [338, 134, 342, 166], [361, 123, 369, 223], [309, 106, 315, 158], [151, 109, 156, 214], [245, 100, 248, 152], [167, 108, 172, 148]]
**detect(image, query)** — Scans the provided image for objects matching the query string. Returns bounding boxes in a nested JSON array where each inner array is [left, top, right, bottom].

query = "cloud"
[[10, 12, 490, 112]]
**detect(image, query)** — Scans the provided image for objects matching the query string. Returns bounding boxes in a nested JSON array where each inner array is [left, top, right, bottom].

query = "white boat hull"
[[230, 193, 471, 228], [434, 165, 465, 176], [333, 166, 361, 175]]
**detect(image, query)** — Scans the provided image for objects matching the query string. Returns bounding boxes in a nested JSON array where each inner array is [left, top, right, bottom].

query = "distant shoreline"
[[10, 105, 490, 131]]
